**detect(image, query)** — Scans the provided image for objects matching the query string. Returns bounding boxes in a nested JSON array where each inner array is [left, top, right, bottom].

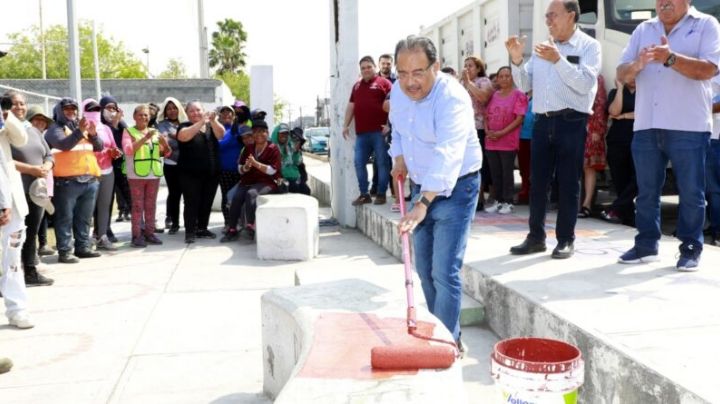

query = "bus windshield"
[[611, 0, 720, 23]]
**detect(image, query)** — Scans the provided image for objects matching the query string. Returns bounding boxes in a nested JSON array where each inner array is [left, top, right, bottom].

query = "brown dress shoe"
[[351, 194, 372, 206]]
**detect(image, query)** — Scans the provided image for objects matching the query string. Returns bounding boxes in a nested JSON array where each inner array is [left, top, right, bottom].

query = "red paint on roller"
[[370, 345, 456, 370], [298, 313, 441, 380]]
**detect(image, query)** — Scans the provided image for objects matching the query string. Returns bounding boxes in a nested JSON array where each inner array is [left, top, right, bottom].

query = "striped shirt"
[[512, 28, 601, 115]]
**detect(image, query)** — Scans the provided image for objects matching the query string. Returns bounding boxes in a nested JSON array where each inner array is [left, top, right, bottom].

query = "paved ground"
[[0, 187, 498, 403]]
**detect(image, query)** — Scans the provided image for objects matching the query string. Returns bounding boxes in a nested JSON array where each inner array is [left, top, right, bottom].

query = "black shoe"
[[107, 234, 119, 243], [24, 267, 54, 287], [185, 236, 196, 244], [123, 212, 131, 221], [220, 230, 239, 243], [154, 227, 165, 234], [75, 249, 101, 259], [196, 229, 217, 239], [510, 238, 547, 255], [115, 214, 124, 222], [551, 241, 574, 259], [168, 226, 179, 235], [165, 217, 173, 229], [58, 253, 79, 264]]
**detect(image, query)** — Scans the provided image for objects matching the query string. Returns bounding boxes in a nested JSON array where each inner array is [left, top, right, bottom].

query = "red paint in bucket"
[[492, 337, 582, 374]]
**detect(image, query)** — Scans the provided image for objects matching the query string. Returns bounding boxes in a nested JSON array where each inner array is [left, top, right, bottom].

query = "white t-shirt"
[[712, 75, 720, 140]]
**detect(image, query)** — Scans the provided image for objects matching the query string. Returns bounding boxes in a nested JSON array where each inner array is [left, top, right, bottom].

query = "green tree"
[[274, 97, 286, 123], [0, 21, 146, 79], [158, 58, 188, 79], [208, 19, 248, 74], [215, 71, 250, 103]]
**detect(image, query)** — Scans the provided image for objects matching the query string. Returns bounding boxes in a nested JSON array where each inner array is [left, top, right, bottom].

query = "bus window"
[[694, 0, 720, 21]]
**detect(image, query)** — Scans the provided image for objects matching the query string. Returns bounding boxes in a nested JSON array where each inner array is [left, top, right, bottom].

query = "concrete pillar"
[[250, 65, 275, 130], [328, 0, 359, 227]]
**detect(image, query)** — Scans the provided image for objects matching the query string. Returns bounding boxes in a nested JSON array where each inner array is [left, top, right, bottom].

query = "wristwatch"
[[663, 53, 677, 68], [414, 194, 432, 209]]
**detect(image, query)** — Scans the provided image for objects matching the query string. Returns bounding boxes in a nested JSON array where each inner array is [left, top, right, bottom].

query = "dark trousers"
[[113, 168, 131, 214], [38, 211, 49, 247], [181, 172, 219, 235], [164, 164, 182, 227], [528, 111, 588, 243], [477, 129, 492, 190], [607, 140, 637, 223], [21, 196, 45, 268], [219, 170, 241, 227], [288, 180, 311, 195], [486, 150, 517, 204], [228, 183, 274, 228]]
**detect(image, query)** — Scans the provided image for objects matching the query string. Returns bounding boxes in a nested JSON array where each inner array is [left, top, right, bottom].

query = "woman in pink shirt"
[[83, 99, 122, 251], [484, 66, 528, 214]]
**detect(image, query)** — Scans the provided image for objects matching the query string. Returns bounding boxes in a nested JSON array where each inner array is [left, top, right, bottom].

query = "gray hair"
[[563, 0, 581, 23], [394, 35, 437, 65]]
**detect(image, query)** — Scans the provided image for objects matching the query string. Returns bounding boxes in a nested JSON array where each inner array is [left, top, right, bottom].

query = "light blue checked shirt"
[[512, 28, 601, 115], [389, 72, 483, 197], [620, 7, 720, 133]]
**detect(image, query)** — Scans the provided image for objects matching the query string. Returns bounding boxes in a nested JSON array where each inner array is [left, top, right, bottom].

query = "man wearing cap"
[[45, 98, 103, 264], [343, 56, 393, 206], [10, 105, 54, 286], [0, 105, 34, 329]]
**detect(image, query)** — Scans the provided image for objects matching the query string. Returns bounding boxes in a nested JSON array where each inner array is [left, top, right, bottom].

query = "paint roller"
[[370, 176, 458, 370]]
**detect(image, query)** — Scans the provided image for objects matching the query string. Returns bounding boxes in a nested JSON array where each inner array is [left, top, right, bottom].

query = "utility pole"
[[92, 21, 102, 100], [329, 0, 359, 227], [197, 0, 209, 78], [66, 0, 82, 103], [39, 0, 49, 112]]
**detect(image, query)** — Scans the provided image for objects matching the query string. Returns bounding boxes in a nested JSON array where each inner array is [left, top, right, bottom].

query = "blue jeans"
[[53, 179, 100, 254], [632, 129, 709, 254], [354, 131, 389, 195], [706, 139, 720, 238], [528, 111, 588, 243], [411, 172, 480, 340]]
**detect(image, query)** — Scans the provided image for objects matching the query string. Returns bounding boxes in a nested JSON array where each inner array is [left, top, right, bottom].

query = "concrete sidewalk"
[[0, 186, 498, 403]]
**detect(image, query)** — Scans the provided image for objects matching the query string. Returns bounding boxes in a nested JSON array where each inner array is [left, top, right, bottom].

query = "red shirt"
[[238, 143, 281, 190], [349, 75, 392, 134]]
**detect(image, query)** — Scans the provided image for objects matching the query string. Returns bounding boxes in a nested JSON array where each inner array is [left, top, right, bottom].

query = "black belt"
[[457, 170, 479, 181], [540, 108, 578, 118]]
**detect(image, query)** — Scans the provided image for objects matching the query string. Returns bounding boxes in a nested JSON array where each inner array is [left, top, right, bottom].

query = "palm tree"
[[208, 19, 248, 74]]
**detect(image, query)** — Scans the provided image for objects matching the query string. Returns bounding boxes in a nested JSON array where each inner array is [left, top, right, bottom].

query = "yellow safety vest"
[[127, 127, 163, 177]]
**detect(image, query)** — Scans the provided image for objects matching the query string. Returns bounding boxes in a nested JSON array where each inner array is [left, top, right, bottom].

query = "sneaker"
[[498, 203, 514, 214], [196, 229, 217, 239], [618, 248, 659, 264], [168, 226, 180, 235], [75, 249, 101, 259], [96, 235, 117, 251], [131, 237, 147, 248], [245, 224, 256, 240], [351, 194, 372, 206], [0, 357, 12, 374], [390, 202, 401, 212], [600, 209, 622, 224], [677, 245, 701, 272], [220, 229, 239, 243], [24, 267, 54, 287], [58, 253, 79, 264], [144, 234, 163, 245], [37, 244, 56, 256], [373, 195, 387, 205], [8, 312, 34, 329], [483, 200, 499, 213], [107, 234, 119, 243]]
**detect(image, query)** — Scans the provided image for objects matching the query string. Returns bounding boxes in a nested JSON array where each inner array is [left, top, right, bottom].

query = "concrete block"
[[261, 279, 466, 403], [256, 194, 319, 261]]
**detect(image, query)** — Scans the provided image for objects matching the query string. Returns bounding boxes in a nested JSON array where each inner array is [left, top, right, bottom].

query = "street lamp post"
[[141, 47, 150, 77], [66, 0, 82, 103]]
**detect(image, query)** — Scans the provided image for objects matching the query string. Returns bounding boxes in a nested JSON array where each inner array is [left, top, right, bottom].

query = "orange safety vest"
[[51, 126, 101, 178]]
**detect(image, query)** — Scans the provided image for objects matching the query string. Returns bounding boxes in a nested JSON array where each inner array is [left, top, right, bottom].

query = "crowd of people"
[[0, 90, 312, 346]]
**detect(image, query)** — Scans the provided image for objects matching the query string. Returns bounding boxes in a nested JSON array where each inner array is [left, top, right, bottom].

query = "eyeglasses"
[[397, 64, 433, 81]]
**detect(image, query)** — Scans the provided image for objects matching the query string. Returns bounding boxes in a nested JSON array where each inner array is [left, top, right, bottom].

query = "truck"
[[420, 0, 720, 83]]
